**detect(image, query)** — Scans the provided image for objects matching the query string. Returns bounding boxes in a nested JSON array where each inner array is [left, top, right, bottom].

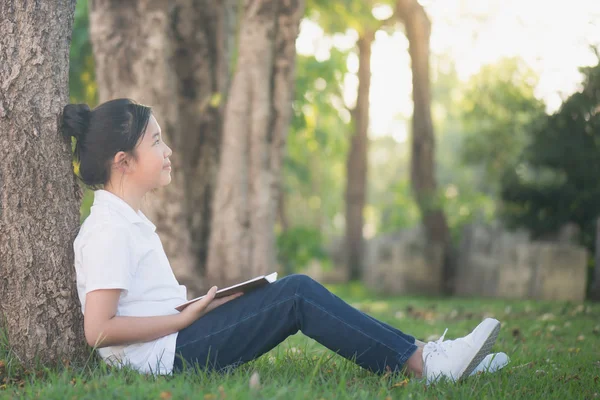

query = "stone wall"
[[361, 227, 445, 295], [454, 224, 587, 302], [336, 223, 588, 302]]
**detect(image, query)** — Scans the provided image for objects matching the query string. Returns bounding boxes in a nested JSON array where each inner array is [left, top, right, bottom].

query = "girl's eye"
[[155, 139, 160, 144]]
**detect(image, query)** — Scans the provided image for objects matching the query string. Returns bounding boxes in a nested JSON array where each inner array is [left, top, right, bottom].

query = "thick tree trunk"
[[206, 0, 305, 287], [344, 32, 374, 281], [396, 0, 453, 293], [89, 0, 235, 297], [0, 0, 87, 366]]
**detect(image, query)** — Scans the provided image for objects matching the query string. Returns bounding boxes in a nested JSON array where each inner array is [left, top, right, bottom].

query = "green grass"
[[1, 282, 599, 399]]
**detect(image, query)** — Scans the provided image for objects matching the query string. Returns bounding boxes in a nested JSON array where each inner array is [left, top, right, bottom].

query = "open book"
[[175, 272, 278, 311]]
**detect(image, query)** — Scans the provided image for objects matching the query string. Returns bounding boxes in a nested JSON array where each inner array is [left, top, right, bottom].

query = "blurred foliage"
[[307, 0, 394, 34], [277, 47, 350, 271], [69, 0, 96, 223], [278, 0, 394, 270], [69, 0, 97, 106], [458, 57, 546, 194], [501, 51, 600, 252], [276, 226, 331, 276]]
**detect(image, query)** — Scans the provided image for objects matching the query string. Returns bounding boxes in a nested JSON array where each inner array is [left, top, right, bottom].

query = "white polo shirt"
[[73, 189, 187, 374]]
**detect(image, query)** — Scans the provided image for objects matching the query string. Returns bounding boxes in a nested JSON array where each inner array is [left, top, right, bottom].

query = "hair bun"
[[62, 103, 91, 141]]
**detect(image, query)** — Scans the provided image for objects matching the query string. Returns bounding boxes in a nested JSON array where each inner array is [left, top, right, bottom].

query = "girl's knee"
[[282, 274, 318, 293]]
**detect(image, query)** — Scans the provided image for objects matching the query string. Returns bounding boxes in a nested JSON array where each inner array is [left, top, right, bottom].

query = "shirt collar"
[[93, 189, 157, 232]]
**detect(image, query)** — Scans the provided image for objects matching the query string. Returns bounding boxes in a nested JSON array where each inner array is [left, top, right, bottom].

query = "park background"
[[1, 0, 600, 398]]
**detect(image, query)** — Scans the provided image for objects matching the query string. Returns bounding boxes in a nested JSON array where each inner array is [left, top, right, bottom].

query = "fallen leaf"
[[571, 305, 585, 316], [391, 378, 409, 389], [218, 385, 226, 399], [249, 371, 260, 390], [577, 335, 585, 341], [160, 392, 172, 400], [425, 334, 439, 342], [204, 394, 216, 400], [539, 313, 555, 321], [511, 361, 535, 370]]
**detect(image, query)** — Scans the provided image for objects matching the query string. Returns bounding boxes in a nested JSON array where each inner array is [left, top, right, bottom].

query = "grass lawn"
[[1, 282, 598, 399]]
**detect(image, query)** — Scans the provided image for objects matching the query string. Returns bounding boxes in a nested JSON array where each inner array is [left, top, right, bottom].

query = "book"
[[175, 272, 278, 311]]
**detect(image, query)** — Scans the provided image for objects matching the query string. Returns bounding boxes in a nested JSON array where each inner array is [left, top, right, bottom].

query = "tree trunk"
[[89, 0, 235, 297], [206, 0, 305, 287], [344, 32, 374, 281], [0, 0, 87, 366], [591, 217, 600, 301], [396, 0, 453, 293], [278, 186, 289, 233]]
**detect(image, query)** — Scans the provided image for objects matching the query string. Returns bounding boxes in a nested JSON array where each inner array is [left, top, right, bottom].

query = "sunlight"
[[297, 0, 600, 141]]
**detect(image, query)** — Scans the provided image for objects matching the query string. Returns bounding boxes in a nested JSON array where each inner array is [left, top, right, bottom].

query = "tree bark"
[[89, 0, 235, 297], [396, 0, 453, 293], [344, 32, 374, 281], [206, 0, 305, 287], [0, 0, 87, 366], [591, 217, 600, 301]]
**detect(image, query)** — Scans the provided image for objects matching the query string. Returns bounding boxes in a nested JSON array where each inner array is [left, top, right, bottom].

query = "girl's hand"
[[178, 286, 243, 328]]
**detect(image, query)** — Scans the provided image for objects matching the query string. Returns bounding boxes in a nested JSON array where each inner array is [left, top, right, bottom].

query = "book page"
[[175, 272, 278, 311]]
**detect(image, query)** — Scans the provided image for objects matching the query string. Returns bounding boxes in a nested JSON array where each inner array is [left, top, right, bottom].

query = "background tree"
[[277, 49, 350, 274], [89, 0, 236, 296], [308, 0, 395, 280], [206, 0, 306, 286], [344, 30, 374, 280], [459, 57, 546, 195], [501, 54, 600, 298], [0, 1, 87, 365], [396, 0, 452, 292]]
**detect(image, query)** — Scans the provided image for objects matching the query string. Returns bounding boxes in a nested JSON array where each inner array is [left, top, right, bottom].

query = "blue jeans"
[[173, 274, 418, 374]]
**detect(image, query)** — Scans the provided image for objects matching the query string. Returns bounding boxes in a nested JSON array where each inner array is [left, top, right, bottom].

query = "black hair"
[[62, 98, 152, 188]]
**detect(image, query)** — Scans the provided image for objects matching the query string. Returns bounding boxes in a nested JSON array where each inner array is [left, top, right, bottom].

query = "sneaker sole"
[[457, 320, 501, 381]]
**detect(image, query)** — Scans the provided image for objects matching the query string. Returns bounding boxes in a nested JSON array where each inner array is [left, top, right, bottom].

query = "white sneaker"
[[422, 318, 501, 384], [469, 352, 510, 376]]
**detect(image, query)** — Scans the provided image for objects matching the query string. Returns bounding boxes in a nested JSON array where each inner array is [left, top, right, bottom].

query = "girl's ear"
[[113, 151, 132, 173]]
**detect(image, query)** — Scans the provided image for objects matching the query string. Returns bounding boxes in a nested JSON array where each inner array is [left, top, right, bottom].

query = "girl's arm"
[[84, 287, 242, 348]]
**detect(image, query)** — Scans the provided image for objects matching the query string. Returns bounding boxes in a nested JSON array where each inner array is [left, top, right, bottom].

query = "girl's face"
[[131, 114, 173, 190]]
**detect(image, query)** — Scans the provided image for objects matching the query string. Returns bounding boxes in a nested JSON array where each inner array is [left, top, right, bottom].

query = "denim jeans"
[[173, 274, 418, 374]]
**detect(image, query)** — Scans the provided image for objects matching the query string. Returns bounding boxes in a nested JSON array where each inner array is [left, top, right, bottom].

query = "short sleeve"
[[81, 224, 135, 295]]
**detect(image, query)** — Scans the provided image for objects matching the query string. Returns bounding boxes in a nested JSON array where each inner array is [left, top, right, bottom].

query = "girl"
[[63, 99, 507, 384]]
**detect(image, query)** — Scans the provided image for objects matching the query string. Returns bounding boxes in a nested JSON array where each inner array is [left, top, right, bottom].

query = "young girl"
[[63, 99, 507, 384]]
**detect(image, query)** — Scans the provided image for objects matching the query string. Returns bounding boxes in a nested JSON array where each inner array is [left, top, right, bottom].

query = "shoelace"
[[422, 328, 449, 379], [429, 328, 449, 357]]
